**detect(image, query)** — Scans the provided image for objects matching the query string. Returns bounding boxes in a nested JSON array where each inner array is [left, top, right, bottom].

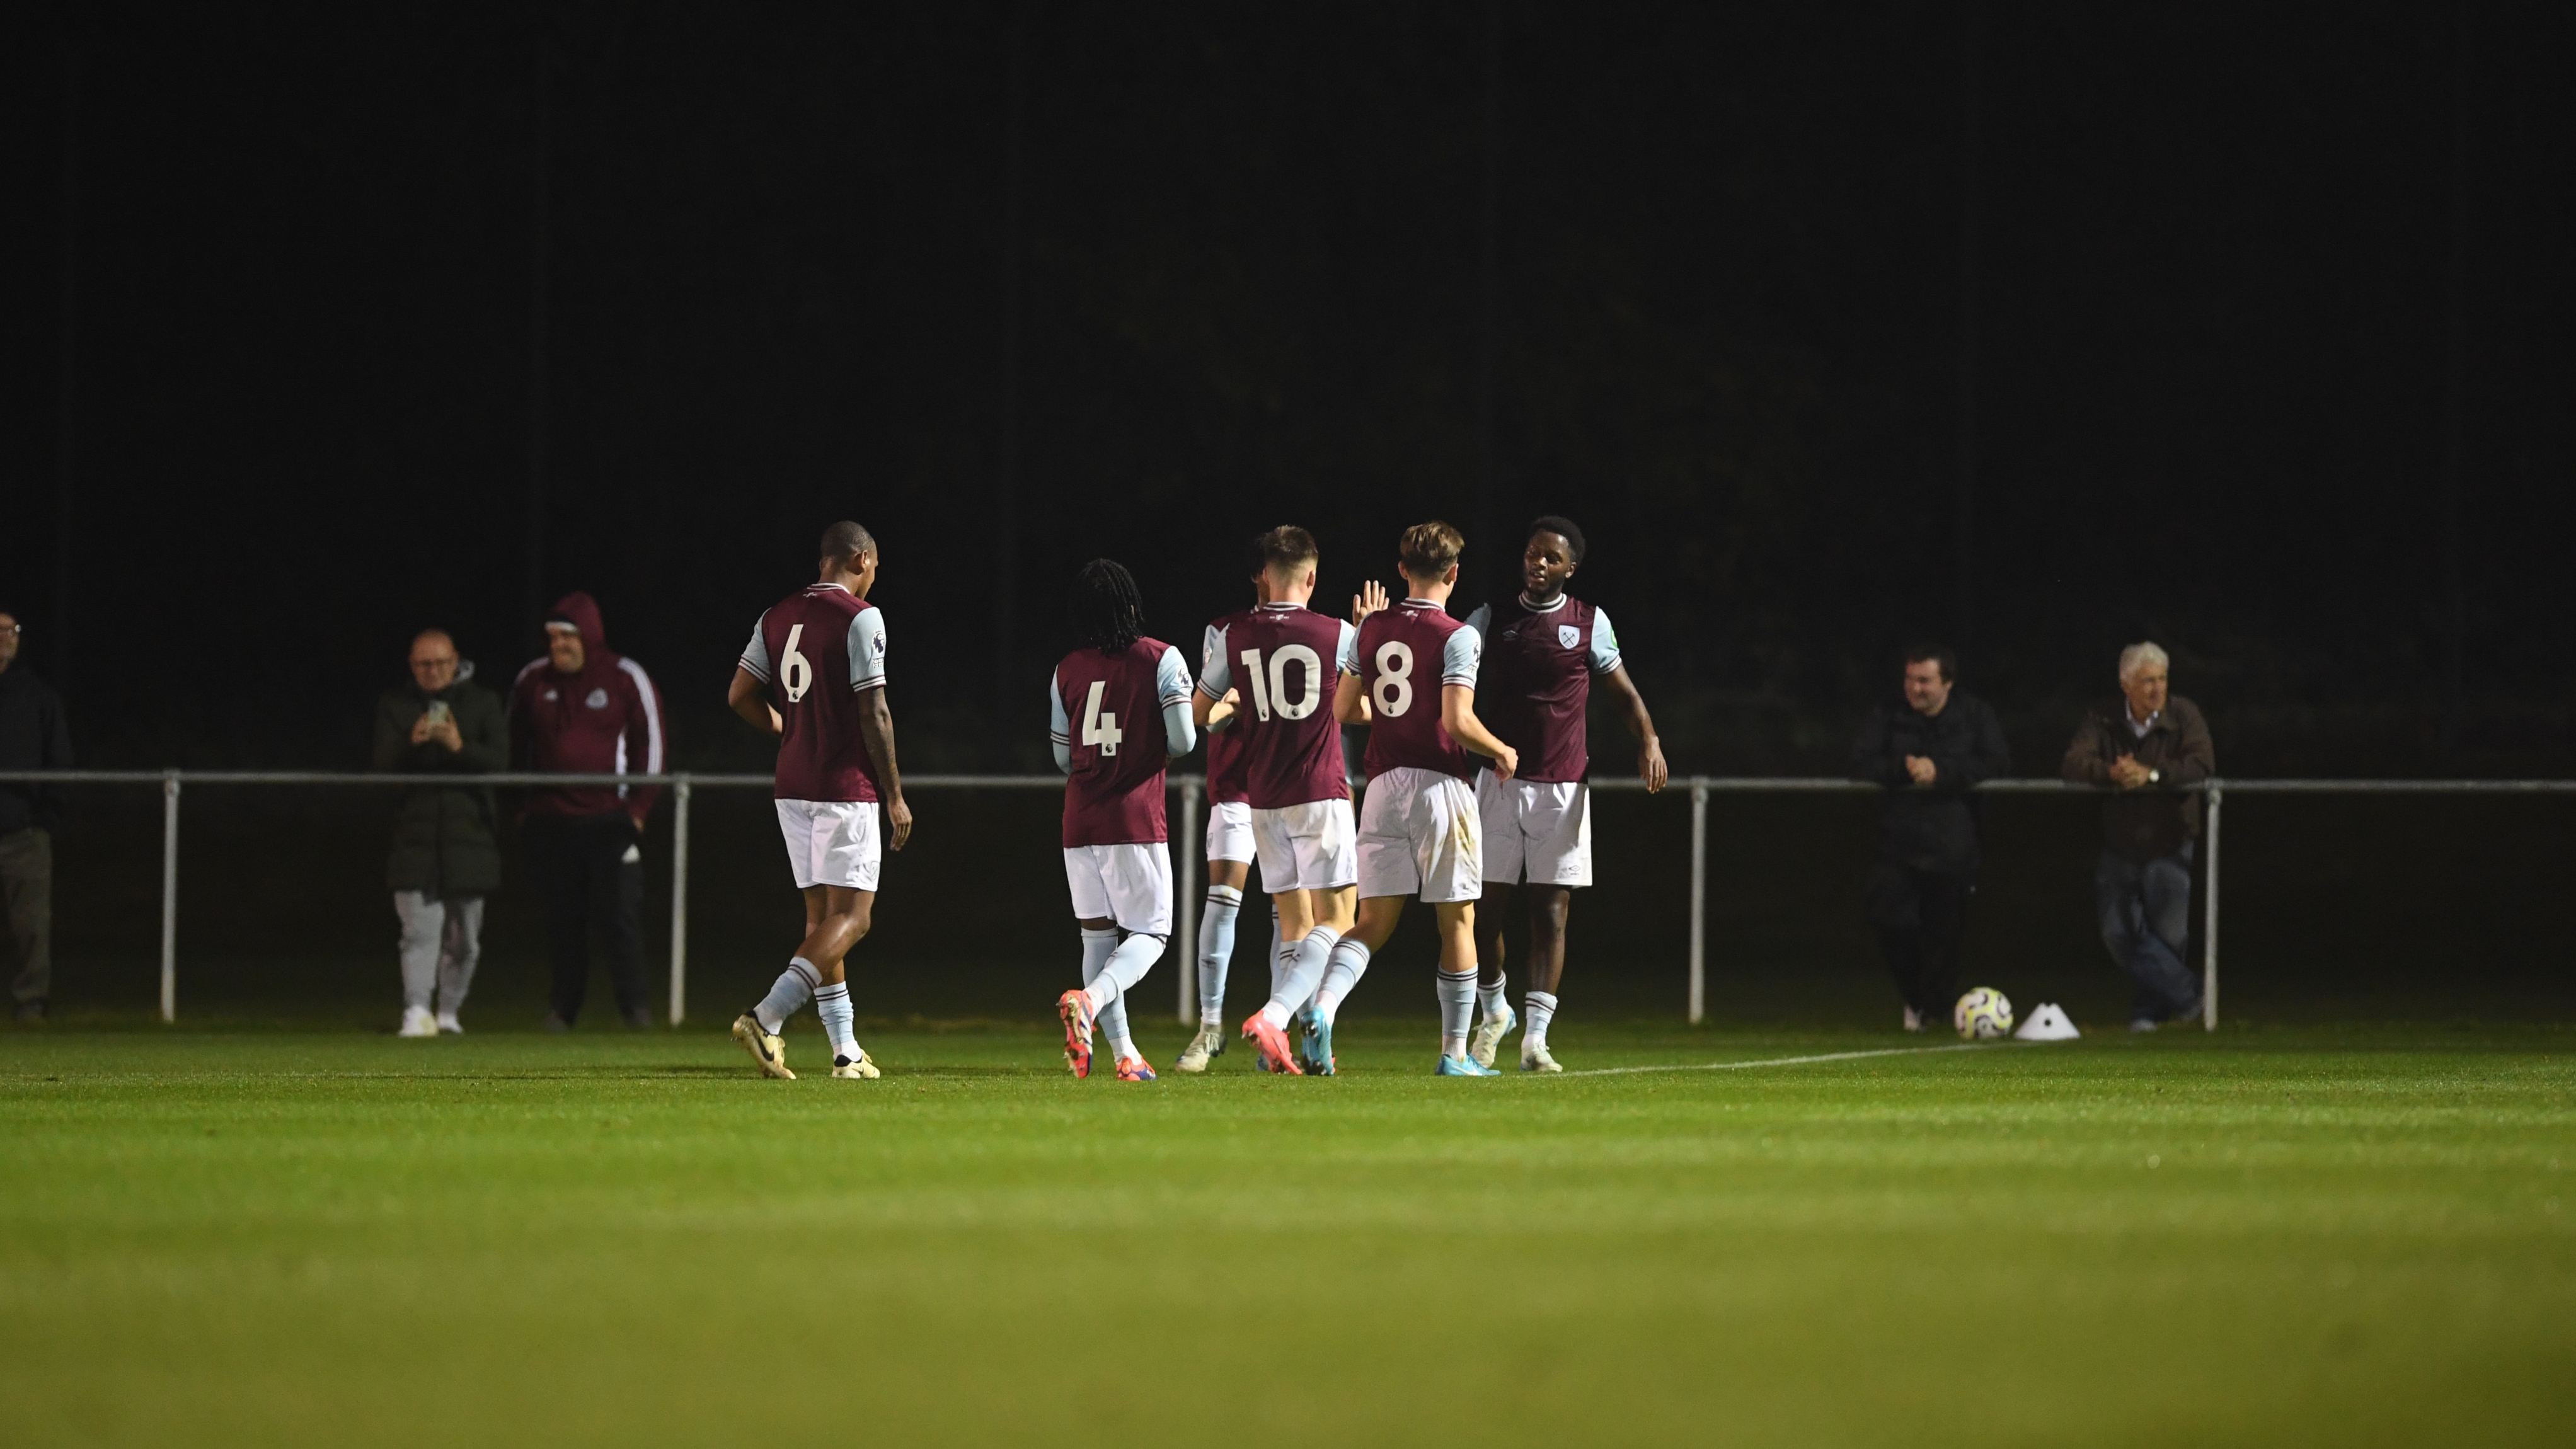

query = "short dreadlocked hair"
[[1527, 515, 1585, 564], [1072, 558, 1147, 655]]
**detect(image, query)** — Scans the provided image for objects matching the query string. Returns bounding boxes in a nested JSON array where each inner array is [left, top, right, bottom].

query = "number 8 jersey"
[[1195, 602, 1360, 810], [1355, 598, 1481, 782], [738, 583, 888, 803]]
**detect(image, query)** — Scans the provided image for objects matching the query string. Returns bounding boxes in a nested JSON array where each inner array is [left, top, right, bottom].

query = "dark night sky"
[[4, 3, 2571, 777]]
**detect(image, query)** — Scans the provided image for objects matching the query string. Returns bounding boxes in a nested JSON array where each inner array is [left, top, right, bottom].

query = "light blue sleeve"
[[1460, 603, 1491, 647], [1336, 619, 1360, 675], [1196, 622, 1232, 698], [848, 609, 888, 691], [1440, 624, 1480, 687], [1158, 646, 1197, 757], [1589, 608, 1623, 675], [1048, 667, 1072, 774], [738, 612, 773, 681]]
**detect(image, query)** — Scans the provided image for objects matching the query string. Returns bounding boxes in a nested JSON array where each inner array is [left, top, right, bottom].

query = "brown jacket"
[[2059, 694, 2215, 862]]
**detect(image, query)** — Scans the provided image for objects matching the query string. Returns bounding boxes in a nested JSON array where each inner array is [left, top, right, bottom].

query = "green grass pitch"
[[2, 1020, 2570, 1447]]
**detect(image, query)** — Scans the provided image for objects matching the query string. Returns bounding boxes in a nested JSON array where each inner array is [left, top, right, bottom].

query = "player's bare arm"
[[1439, 683, 1517, 781], [1332, 670, 1371, 726], [1599, 663, 1667, 793], [857, 685, 912, 849], [727, 665, 783, 736]]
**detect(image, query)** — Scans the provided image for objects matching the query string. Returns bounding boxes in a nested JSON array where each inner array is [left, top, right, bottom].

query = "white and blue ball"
[[1953, 987, 2014, 1040]]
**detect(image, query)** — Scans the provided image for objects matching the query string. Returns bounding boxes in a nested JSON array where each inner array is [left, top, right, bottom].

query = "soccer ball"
[[1953, 988, 2014, 1040]]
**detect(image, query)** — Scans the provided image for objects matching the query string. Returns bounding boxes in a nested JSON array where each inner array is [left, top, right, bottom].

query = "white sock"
[[1478, 977, 1509, 1021], [1439, 969, 1479, 1058], [1107, 1025, 1139, 1063], [815, 981, 857, 1059], [1523, 990, 1558, 1053], [1076, 927, 1121, 1045], [1261, 925, 1340, 1029], [1197, 885, 1242, 1026], [754, 958, 820, 1034], [1084, 931, 1166, 1017], [1313, 937, 1372, 1025]]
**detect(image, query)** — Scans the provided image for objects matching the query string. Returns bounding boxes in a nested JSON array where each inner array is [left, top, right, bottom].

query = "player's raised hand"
[[1351, 580, 1388, 624], [885, 794, 914, 850], [1639, 736, 1670, 794], [1489, 743, 1519, 782]]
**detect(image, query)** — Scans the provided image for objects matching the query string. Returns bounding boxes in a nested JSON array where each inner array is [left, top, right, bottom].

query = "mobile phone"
[[425, 701, 452, 728]]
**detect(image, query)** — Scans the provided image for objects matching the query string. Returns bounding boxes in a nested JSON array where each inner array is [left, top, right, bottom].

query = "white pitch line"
[[1558, 1042, 2002, 1078]]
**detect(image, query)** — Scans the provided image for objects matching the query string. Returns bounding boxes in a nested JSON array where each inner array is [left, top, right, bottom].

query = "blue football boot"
[[1435, 1052, 1501, 1077], [1297, 1005, 1337, 1075]]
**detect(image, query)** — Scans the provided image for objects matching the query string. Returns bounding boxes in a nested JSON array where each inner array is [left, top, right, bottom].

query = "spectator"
[[1849, 644, 2011, 1031], [2061, 641, 2215, 1031], [373, 629, 507, 1038], [0, 609, 73, 1022], [509, 592, 666, 1030]]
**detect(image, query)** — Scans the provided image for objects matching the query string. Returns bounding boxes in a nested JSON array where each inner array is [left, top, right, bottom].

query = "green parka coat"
[[372, 672, 509, 895]]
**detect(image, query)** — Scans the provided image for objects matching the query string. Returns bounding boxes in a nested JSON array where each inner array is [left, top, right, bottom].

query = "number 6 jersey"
[[738, 583, 888, 803], [1354, 597, 1481, 781], [1050, 638, 1192, 847], [1194, 602, 1361, 810]]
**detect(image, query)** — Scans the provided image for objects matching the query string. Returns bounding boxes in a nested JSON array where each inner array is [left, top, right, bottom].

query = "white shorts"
[[1206, 799, 1255, 864], [1062, 842, 1174, 936], [776, 798, 881, 891], [1249, 798, 1359, 892], [1478, 774, 1592, 887], [1356, 767, 1483, 904]]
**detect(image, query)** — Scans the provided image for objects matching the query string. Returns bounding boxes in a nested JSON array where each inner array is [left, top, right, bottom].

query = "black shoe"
[[622, 1005, 655, 1030], [14, 999, 46, 1023], [543, 1012, 572, 1033]]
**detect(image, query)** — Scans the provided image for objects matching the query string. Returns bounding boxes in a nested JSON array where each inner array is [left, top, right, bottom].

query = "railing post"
[[159, 770, 180, 1023], [669, 774, 691, 1027], [2202, 781, 2221, 1032], [1176, 777, 1201, 1024], [1688, 776, 1708, 1024]]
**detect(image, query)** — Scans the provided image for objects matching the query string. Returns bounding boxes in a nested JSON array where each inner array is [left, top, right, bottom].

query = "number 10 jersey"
[[1195, 602, 1360, 810], [738, 583, 888, 804]]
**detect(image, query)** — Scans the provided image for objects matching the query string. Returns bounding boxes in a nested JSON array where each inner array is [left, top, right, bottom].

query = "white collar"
[[1399, 597, 1443, 609], [1255, 601, 1302, 613], [1519, 592, 1570, 614], [808, 582, 852, 595]]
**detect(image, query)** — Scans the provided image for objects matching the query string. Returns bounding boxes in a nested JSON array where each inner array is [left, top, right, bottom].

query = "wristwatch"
[[2148, 767, 2162, 784]]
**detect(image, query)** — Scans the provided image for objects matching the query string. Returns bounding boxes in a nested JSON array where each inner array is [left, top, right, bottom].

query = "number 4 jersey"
[[1195, 602, 1360, 810], [1355, 598, 1481, 781], [1049, 638, 1192, 847], [738, 583, 888, 803]]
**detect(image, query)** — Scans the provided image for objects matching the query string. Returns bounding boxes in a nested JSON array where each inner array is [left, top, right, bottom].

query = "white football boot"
[[830, 1048, 880, 1080], [1173, 1022, 1226, 1073], [398, 1005, 439, 1038], [1902, 1006, 1924, 1034], [1468, 998, 1519, 1070], [1519, 1042, 1563, 1074], [435, 1010, 464, 1034]]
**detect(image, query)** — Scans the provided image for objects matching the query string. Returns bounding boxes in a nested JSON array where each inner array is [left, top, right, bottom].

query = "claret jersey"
[[1195, 602, 1360, 810], [1049, 638, 1192, 847], [1461, 593, 1621, 783], [738, 583, 888, 803], [1355, 598, 1480, 781]]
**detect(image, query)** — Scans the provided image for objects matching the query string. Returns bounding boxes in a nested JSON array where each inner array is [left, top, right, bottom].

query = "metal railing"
[[3, 769, 2571, 1029]]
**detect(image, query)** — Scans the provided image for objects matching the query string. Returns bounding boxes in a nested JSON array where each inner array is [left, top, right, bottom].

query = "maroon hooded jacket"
[[508, 592, 668, 822]]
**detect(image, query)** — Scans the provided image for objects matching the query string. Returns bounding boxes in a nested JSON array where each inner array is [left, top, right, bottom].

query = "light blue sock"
[[1313, 937, 1372, 1024], [754, 958, 820, 1034], [1197, 885, 1242, 1026], [1261, 927, 1340, 1029], [815, 981, 856, 1060]]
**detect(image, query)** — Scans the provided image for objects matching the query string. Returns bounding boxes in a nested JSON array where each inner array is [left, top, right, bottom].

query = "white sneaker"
[[831, 1049, 880, 1080], [398, 1005, 438, 1038], [435, 1011, 463, 1034], [1469, 999, 1519, 1070], [1519, 1043, 1562, 1074], [1902, 1007, 1924, 1033], [1174, 1022, 1226, 1073]]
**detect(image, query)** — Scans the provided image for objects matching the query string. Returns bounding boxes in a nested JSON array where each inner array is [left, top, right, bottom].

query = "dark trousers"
[[1865, 862, 1971, 1019], [523, 811, 648, 1025], [2095, 845, 2199, 1023], [1, 827, 52, 1006]]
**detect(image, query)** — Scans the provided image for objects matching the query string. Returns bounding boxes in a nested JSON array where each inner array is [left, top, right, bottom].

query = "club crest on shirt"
[[872, 629, 885, 656], [1558, 624, 1581, 649], [585, 687, 611, 709]]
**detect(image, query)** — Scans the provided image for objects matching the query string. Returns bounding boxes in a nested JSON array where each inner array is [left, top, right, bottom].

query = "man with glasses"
[[0, 612, 73, 1022], [2062, 641, 2216, 1032], [373, 629, 507, 1037]]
